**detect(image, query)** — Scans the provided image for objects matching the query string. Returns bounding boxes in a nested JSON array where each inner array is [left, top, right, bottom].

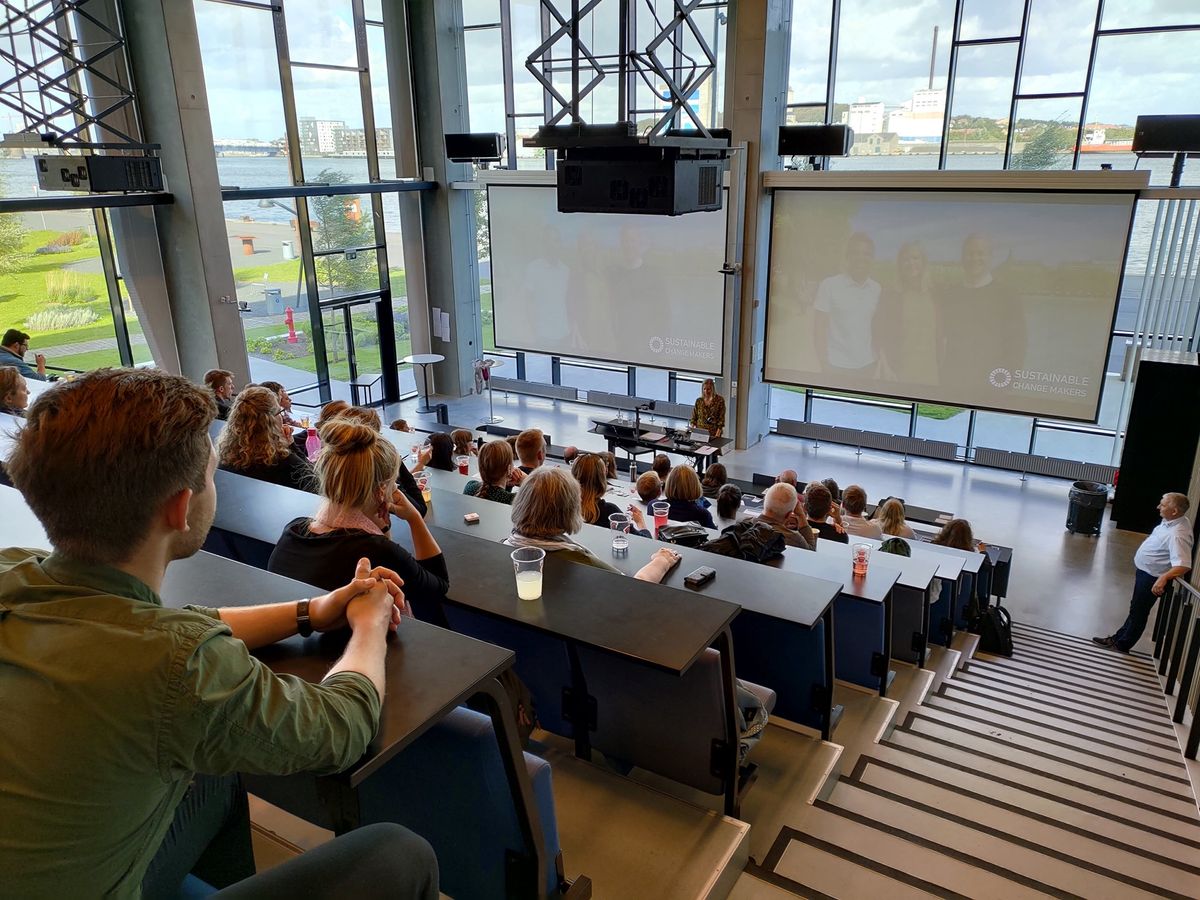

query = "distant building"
[[887, 88, 946, 142], [843, 100, 885, 135], [850, 132, 900, 156], [298, 117, 345, 155]]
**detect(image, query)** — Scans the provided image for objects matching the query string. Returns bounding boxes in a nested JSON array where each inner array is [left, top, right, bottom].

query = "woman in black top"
[[664, 464, 716, 529], [218, 385, 316, 492], [268, 417, 449, 624]]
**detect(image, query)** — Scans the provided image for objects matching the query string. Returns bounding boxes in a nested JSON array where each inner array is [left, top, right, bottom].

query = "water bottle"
[[305, 426, 320, 461]]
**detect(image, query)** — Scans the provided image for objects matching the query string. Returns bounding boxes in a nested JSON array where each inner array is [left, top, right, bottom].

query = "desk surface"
[[0, 484, 513, 790], [403, 354, 445, 365], [590, 419, 734, 453], [423, 488, 841, 629], [213, 468, 318, 543], [808, 537, 940, 592]]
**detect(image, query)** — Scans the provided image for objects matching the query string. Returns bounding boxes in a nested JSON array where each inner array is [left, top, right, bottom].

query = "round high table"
[[475, 357, 504, 424], [402, 353, 445, 414]]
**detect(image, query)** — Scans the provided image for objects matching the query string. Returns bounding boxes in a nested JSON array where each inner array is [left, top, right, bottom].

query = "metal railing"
[[1152, 578, 1200, 759]]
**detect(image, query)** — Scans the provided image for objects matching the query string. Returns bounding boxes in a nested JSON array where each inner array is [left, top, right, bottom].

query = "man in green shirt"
[[0, 368, 438, 898]]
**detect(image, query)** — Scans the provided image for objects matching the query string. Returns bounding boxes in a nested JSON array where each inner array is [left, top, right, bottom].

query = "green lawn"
[[774, 384, 965, 420], [232, 257, 407, 297]]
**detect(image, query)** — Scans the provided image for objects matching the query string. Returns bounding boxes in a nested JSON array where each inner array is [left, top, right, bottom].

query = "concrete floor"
[[384, 388, 1153, 651]]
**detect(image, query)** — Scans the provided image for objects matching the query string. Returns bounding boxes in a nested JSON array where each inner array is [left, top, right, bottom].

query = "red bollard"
[[285, 306, 298, 344]]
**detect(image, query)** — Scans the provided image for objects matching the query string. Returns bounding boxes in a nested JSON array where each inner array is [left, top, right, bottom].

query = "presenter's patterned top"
[[691, 394, 726, 436]]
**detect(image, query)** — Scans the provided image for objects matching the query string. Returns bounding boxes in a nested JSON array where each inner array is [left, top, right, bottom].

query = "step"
[[949, 631, 979, 670], [960, 659, 1174, 714], [895, 666, 936, 722], [858, 742, 1200, 866], [758, 801, 1047, 900], [830, 684, 899, 776], [885, 726, 1200, 836], [903, 706, 1196, 798], [726, 871, 815, 900], [976, 652, 1166, 697], [1012, 628, 1161, 675], [952, 668, 1178, 737], [1013, 623, 1161, 668], [924, 645, 962, 694], [826, 779, 1175, 900], [924, 692, 1186, 768], [1001, 643, 1166, 691]]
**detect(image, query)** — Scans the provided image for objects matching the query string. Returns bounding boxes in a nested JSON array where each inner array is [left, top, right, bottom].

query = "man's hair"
[[763, 482, 798, 520], [821, 477, 840, 502], [475, 439, 513, 493], [636, 471, 661, 503], [511, 466, 583, 539], [842, 484, 867, 515], [652, 453, 672, 480], [7, 369, 216, 564], [203, 368, 233, 392], [563, 445, 578, 463], [315, 417, 399, 510], [664, 464, 702, 502], [716, 483, 743, 520], [804, 483, 833, 520], [776, 469, 798, 486], [1167, 492, 1191, 514], [515, 428, 545, 466], [2, 328, 29, 348], [217, 385, 293, 470]]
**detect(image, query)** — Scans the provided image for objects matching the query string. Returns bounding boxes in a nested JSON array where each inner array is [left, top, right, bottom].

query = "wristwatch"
[[296, 598, 313, 637]]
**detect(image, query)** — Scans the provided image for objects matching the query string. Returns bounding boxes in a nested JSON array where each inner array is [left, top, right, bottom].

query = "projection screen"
[[764, 189, 1137, 422], [488, 184, 727, 375]]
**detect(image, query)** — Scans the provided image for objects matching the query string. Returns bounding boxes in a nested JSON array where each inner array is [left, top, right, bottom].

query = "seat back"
[[751, 472, 777, 487], [731, 610, 827, 732], [575, 646, 729, 796]]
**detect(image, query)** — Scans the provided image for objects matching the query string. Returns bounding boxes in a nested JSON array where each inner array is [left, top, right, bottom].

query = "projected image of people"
[[765, 190, 1135, 420]]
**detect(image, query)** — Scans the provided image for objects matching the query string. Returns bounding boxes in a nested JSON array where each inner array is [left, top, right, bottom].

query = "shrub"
[[45, 271, 99, 306], [26, 304, 99, 332], [50, 228, 89, 248]]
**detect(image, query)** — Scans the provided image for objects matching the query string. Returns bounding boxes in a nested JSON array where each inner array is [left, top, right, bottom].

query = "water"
[[515, 569, 543, 600]]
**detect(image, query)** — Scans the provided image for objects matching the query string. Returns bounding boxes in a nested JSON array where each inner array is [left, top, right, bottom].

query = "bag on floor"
[[976, 602, 1014, 657]]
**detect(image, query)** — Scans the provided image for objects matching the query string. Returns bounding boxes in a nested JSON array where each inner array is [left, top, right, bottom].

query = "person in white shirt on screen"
[[841, 485, 884, 540], [1094, 492, 1194, 653], [813, 233, 881, 374]]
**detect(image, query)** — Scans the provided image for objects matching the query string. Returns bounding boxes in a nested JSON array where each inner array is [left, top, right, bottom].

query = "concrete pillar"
[[726, 0, 792, 448], [118, 0, 250, 386]]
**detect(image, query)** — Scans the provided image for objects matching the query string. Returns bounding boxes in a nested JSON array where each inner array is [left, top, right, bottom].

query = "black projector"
[[526, 123, 730, 216]]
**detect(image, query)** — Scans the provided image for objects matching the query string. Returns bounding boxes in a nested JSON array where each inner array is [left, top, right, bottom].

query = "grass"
[[231, 257, 408, 297], [773, 384, 966, 420]]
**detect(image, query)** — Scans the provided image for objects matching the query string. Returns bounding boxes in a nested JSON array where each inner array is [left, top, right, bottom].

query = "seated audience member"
[[464, 440, 518, 505], [664, 465, 717, 529], [451, 428, 478, 459], [575, 452, 624, 527], [203, 368, 235, 420], [0, 368, 436, 898], [1, 328, 50, 381], [505, 467, 677, 581], [260, 380, 300, 426], [777, 469, 799, 486], [931, 518, 981, 551], [515, 428, 546, 474], [318, 400, 351, 428], [424, 431, 456, 471], [0, 367, 29, 416], [875, 498, 915, 538], [635, 471, 662, 506], [652, 453, 672, 481], [822, 477, 844, 523], [218, 385, 316, 492], [804, 483, 848, 543], [701, 463, 728, 499], [330, 404, 426, 517], [563, 445, 579, 464], [269, 417, 449, 624], [841, 485, 883, 539], [601, 450, 618, 480], [755, 483, 815, 550], [715, 484, 744, 527], [390, 418, 413, 432]]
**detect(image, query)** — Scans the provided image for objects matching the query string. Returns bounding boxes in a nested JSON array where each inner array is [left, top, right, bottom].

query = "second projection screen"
[[488, 185, 726, 374], [765, 189, 1135, 421]]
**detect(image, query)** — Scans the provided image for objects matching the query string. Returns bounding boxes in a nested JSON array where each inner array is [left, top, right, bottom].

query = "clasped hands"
[[307, 557, 409, 635]]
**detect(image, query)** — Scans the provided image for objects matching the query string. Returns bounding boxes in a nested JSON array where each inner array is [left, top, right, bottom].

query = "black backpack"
[[699, 520, 786, 563], [974, 601, 1014, 657]]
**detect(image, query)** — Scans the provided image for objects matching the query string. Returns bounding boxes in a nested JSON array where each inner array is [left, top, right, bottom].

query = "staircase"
[[738, 622, 1200, 899]]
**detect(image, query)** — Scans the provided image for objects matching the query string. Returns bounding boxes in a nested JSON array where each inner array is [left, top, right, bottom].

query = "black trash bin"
[[1067, 480, 1108, 535]]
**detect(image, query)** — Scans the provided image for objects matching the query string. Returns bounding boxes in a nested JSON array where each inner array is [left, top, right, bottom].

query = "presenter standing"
[[1094, 493, 1193, 653], [690, 378, 725, 439], [812, 233, 881, 377]]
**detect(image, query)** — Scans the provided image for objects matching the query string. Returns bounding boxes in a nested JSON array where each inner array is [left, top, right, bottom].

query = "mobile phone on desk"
[[684, 566, 716, 588]]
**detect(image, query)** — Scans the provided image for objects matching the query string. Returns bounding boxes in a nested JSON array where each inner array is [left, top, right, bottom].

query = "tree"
[[308, 168, 376, 293], [1012, 120, 1074, 171], [0, 174, 26, 276], [474, 188, 490, 262]]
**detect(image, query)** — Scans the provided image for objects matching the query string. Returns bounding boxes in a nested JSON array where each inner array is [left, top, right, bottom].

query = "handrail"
[[1153, 578, 1200, 758]]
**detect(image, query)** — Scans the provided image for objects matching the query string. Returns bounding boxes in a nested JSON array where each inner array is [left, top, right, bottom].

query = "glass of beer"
[[852, 543, 871, 577], [416, 473, 431, 504], [652, 501, 670, 535], [511, 547, 546, 600], [455, 455, 470, 475]]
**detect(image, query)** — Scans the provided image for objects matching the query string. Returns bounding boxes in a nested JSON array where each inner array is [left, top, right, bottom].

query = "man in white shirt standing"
[[1094, 492, 1194, 653], [813, 233, 881, 374]]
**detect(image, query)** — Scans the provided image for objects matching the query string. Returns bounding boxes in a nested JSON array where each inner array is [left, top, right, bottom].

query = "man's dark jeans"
[[1114, 568, 1159, 652]]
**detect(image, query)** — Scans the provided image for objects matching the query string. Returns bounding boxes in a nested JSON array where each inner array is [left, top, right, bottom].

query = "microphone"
[[636, 400, 656, 412]]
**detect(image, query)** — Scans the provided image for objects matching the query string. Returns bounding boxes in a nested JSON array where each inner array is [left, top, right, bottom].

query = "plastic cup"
[[456, 455, 470, 475], [299, 416, 310, 429], [652, 501, 670, 535], [511, 547, 546, 600], [852, 543, 871, 576], [609, 512, 631, 555], [416, 473, 431, 504]]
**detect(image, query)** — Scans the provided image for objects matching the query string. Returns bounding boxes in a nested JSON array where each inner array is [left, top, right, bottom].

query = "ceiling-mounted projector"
[[525, 122, 731, 216]]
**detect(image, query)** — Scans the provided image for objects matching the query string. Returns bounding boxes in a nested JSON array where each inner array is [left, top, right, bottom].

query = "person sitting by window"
[[776, 469, 799, 486], [715, 484, 744, 529], [0, 368, 437, 899], [260, 380, 301, 426], [841, 484, 883, 539], [664, 465, 716, 529], [931, 517, 982, 551], [754, 483, 815, 550], [804, 483, 847, 543], [423, 431, 456, 472], [451, 428, 477, 460], [218, 385, 316, 492], [575, 452, 624, 527], [701, 462, 728, 499], [269, 417, 449, 625], [1, 328, 51, 382], [464, 440, 519, 505], [0, 367, 28, 417], [203, 368, 235, 420], [635, 471, 662, 507], [505, 467, 678, 581], [652, 453, 672, 481], [875, 497, 915, 538], [514, 428, 546, 474]]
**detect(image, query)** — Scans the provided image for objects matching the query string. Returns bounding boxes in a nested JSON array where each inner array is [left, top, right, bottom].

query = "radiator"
[[973, 447, 1117, 484]]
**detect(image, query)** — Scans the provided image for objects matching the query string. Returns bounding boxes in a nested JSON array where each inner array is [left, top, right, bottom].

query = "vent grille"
[[774, 419, 958, 460], [698, 165, 719, 205], [973, 447, 1117, 483]]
